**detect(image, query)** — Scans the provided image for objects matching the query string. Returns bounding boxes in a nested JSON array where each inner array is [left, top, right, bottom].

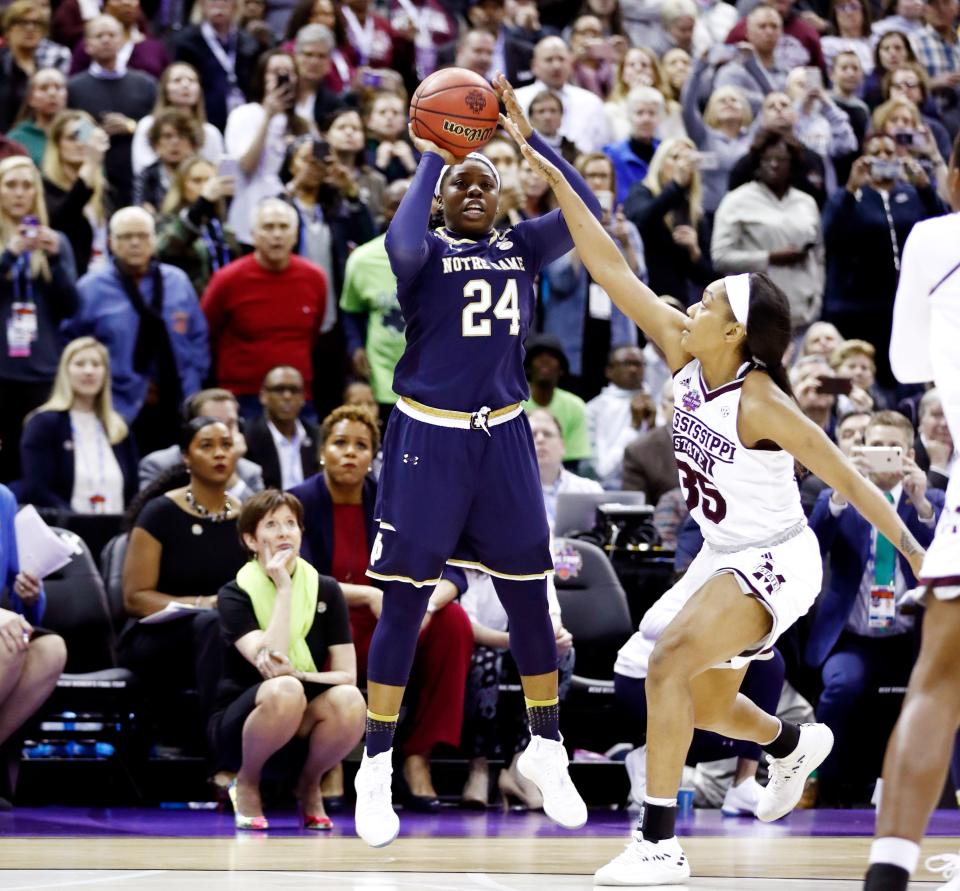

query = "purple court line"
[[1, 807, 959, 840]]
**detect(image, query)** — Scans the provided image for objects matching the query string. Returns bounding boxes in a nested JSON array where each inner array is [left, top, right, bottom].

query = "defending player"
[[508, 123, 927, 886], [862, 139, 960, 891], [352, 76, 601, 848]]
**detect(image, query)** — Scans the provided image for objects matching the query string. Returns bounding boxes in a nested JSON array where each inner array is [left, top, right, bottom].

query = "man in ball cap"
[[522, 334, 591, 464]]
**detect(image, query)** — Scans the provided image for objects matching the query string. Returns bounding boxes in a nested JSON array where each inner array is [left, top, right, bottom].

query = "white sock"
[[643, 795, 678, 807], [869, 837, 920, 874]]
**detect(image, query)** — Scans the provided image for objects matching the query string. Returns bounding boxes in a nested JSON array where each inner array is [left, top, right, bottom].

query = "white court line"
[[0, 870, 165, 891], [270, 871, 485, 890], [467, 873, 536, 890]]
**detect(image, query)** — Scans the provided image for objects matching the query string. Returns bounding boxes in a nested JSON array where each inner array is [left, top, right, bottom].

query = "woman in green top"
[[210, 489, 366, 831]]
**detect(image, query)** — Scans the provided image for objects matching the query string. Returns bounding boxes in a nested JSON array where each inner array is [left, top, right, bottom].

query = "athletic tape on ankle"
[[366, 710, 400, 723], [524, 696, 559, 708]]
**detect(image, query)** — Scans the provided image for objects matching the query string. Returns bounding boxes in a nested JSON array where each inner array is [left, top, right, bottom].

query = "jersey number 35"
[[462, 278, 520, 337], [677, 460, 728, 523]]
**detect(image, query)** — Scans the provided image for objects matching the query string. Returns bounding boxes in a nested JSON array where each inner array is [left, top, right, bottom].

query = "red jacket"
[[201, 254, 327, 396]]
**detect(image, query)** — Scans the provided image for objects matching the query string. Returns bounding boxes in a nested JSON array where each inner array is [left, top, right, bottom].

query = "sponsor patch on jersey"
[[682, 389, 702, 413], [498, 240, 513, 250]]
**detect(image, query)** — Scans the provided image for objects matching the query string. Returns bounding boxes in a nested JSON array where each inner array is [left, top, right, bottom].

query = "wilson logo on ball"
[[441, 119, 493, 142], [464, 89, 488, 113]]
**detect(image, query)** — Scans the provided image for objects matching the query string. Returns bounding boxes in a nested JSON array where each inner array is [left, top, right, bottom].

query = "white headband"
[[434, 152, 501, 197], [724, 274, 751, 328]]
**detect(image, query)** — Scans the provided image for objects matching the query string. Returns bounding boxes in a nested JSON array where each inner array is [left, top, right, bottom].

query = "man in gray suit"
[[139, 388, 264, 500]]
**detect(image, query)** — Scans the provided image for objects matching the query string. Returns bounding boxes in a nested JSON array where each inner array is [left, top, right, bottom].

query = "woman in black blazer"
[[19, 337, 138, 512]]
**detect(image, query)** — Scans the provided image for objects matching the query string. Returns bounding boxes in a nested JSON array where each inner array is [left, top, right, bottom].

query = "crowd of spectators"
[[0, 0, 958, 814]]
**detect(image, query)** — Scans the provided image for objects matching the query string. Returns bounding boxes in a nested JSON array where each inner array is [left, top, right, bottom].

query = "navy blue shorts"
[[367, 406, 553, 586]]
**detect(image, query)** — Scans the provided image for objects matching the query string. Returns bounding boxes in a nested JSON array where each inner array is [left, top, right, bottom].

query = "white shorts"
[[919, 482, 960, 601], [636, 524, 823, 671]]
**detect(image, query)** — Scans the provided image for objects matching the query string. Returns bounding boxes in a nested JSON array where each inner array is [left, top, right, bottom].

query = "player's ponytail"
[[743, 273, 794, 398]]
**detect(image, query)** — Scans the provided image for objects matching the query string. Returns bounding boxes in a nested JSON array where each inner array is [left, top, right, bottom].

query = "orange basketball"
[[409, 68, 500, 158]]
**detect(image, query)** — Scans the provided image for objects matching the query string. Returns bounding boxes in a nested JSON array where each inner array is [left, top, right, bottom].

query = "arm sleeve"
[[710, 196, 771, 272], [808, 489, 843, 555], [384, 151, 444, 282], [131, 117, 154, 176], [19, 416, 70, 511], [681, 59, 710, 148], [3, 489, 46, 625], [440, 565, 468, 595], [822, 102, 858, 157], [518, 132, 603, 269], [341, 311, 369, 356]]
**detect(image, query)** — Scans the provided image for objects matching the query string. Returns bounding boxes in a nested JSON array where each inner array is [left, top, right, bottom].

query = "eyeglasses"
[[264, 384, 303, 395]]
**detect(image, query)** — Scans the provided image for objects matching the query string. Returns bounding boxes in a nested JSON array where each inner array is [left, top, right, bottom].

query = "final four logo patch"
[[682, 389, 701, 413]]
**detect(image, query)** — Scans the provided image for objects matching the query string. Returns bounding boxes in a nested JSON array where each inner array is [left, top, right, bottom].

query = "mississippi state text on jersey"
[[672, 359, 806, 549]]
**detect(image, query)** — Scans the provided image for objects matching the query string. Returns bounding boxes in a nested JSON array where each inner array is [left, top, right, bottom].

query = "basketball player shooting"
[[351, 75, 603, 849], [507, 123, 927, 887], [862, 140, 960, 891]]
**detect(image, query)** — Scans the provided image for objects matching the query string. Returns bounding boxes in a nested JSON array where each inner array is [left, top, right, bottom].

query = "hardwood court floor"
[[1, 809, 958, 889], [0, 836, 955, 888]]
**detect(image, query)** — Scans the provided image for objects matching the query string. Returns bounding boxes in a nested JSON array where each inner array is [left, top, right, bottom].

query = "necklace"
[[185, 489, 233, 523]]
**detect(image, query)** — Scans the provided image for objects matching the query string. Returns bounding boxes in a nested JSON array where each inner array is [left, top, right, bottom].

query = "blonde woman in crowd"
[[605, 46, 684, 141], [42, 109, 110, 275], [131, 62, 225, 177], [156, 156, 238, 297], [0, 155, 78, 483], [20, 336, 138, 512]]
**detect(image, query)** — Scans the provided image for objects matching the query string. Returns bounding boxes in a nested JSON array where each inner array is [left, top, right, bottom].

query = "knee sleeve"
[[366, 581, 431, 687], [491, 576, 557, 678]]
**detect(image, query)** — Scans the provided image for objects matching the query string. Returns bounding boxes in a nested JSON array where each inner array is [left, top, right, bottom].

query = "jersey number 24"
[[462, 278, 520, 337]]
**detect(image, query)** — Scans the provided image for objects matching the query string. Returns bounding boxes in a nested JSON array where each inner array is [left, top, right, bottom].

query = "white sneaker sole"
[[594, 860, 691, 885], [517, 751, 587, 830], [355, 814, 400, 848], [757, 726, 834, 823]]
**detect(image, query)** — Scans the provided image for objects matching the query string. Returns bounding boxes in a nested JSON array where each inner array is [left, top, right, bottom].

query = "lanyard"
[[200, 21, 237, 85], [878, 189, 901, 273], [201, 218, 231, 273], [12, 253, 35, 305], [341, 6, 375, 64]]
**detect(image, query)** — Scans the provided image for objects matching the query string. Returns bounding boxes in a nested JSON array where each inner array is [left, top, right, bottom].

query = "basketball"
[[409, 68, 500, 157]]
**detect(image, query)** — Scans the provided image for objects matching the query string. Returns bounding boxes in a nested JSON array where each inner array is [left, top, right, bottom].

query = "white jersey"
[[672, 359, 805, 550], [890, 212, 960, 591]]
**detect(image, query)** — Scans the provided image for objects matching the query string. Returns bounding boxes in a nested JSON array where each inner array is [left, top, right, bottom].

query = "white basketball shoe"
[[594, 831, 691, 886], [721, 775, 762, 817], [516, 734, 587, 829], [927, 852, 960, 889], [757, 723, 834, 822], [354, 749, 400, 847]]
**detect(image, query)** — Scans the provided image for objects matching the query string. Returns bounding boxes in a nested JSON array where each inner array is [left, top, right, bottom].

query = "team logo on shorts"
[[752, 552, 785, 596], [682, 389, 701, 413]]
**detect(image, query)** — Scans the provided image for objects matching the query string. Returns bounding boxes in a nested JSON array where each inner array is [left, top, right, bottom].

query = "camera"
[[870, 158, 902, 180], [22, 215, 39, 240]]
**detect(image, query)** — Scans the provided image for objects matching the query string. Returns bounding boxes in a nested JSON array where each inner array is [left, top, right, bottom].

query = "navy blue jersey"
[[385, 137, 602, 413]]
